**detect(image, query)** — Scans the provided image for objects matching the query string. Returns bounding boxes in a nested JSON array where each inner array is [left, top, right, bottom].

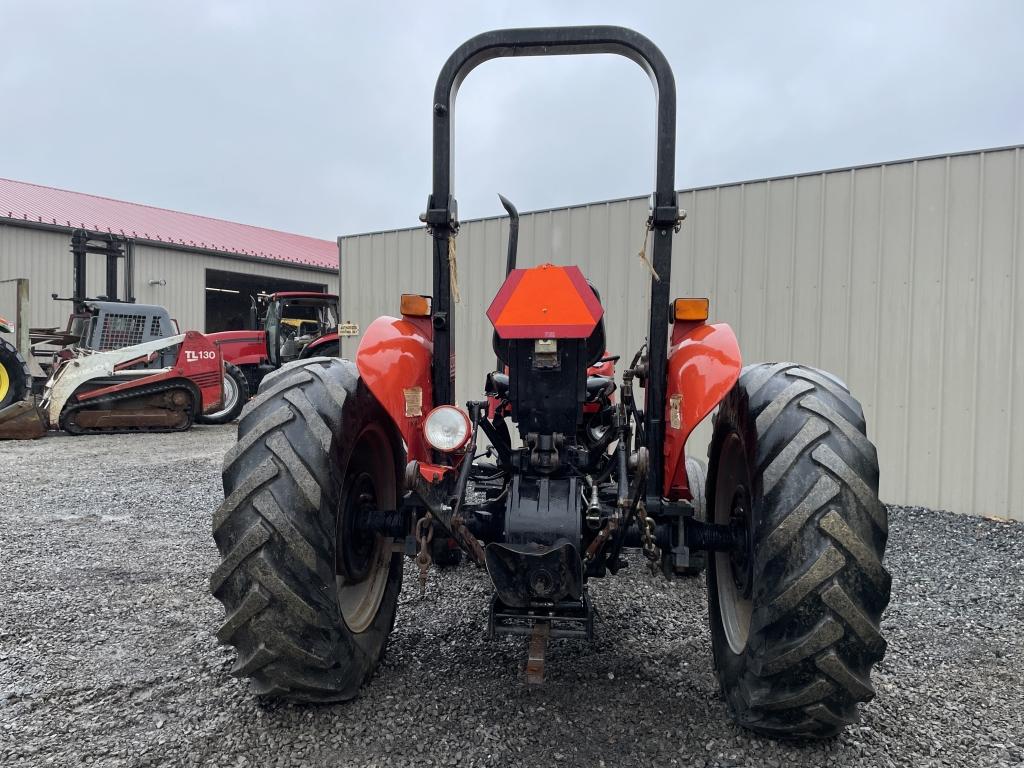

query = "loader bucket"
[[0, 400, 47, 440]]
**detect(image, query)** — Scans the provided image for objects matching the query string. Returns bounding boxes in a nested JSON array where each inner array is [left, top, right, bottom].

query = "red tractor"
[[211, 27, 890, 738], [202, 291, 341, 423]]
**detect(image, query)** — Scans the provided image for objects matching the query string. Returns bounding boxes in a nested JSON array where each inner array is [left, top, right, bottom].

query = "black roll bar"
[[424, 26, 680, 500]]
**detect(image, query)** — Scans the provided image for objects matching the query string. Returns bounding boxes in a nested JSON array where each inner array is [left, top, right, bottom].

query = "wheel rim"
[[205, 373, 239, 420], [0, 362, 10, 403], [714, 432, 754, 655], [336, 424, 394, 634]]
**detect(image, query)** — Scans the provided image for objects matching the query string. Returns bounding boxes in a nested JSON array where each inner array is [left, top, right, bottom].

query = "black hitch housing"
[[485, 542, 583, 608], [485, 474, 583, 607]]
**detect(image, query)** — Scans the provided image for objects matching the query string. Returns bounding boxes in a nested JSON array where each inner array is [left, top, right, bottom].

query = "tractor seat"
[[586, 375, 615, 401], [485, 371, 614, 404], [485, 371, 510, 399]]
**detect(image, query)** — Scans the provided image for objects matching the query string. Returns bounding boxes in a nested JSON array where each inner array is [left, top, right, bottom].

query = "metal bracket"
[[650, 194, 682, 230], [487, 592, 593, 641], [404, 460, 486, 565], [422, 194, 459, 234]]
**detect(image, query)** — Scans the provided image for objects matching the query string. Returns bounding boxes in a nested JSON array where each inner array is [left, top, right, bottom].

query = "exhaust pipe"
[[497, 193, 519, 277]]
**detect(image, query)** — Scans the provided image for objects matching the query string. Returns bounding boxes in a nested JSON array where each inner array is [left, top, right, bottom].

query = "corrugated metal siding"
[[0, 226, 338, 332], [0, 225, 80, 328], [340, 147, 1024, 520]]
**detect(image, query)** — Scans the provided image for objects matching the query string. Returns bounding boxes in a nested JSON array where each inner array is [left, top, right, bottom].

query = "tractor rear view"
[[211, 26, 890, 738]]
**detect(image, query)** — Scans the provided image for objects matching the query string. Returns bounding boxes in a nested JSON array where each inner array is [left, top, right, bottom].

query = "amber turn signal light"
[[400, 294, 432, 317], [672, 297, 709, 322]]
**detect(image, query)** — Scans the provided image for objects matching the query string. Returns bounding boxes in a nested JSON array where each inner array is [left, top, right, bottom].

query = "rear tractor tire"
[[706, 363, 890, 738], [211, 357, 405, 701], [197, 361, 249, 425]]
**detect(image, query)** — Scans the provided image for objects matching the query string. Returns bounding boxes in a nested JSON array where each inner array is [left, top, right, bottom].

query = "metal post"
[[335, 237, 344, 356], [124, 241, 135, 303], [645, 210, 678, 504], [427, 213, 455, 406], [15, 278, 29, 361], [72, 230, 87, 313], [106, 251, 119, 300]]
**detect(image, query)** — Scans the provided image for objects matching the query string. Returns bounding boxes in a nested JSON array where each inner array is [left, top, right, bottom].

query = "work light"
[[423, 405, 471, 452]]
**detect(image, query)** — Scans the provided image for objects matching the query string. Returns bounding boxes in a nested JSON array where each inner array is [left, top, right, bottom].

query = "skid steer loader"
[[1, 265, 226, 438], [0, 326, 225, 438]]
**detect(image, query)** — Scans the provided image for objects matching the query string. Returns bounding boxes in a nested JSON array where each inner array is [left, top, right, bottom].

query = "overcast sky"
[[2, 1, 1022, 239]]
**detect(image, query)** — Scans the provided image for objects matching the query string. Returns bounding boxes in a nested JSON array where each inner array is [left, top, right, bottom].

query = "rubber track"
[[59, 380, 195, 435]]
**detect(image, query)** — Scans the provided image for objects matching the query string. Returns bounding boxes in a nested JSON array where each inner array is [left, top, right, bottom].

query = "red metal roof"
[[0, 177, 337, 270]]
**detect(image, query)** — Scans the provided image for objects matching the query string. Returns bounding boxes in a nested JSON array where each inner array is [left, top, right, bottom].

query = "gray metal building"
[[0, 179, 339, 333], [339, 146, 1024, 521]]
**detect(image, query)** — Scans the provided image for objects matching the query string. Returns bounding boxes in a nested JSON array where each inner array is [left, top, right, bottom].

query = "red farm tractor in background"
[[211, 27, 890, 738], [201, 291, 341, 423]]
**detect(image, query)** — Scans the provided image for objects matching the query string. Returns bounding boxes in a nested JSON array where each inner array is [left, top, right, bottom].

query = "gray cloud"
[[1, 1, 1021, 239]]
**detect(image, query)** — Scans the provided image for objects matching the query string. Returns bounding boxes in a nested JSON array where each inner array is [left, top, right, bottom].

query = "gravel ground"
[[1, 425, 1023, 767]]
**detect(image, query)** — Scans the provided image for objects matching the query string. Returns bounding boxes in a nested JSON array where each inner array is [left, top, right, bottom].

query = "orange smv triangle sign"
[[487, 264, 603, 339]]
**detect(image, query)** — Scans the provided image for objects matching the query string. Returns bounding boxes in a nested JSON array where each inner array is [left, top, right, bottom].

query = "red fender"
[[356, 316, 433, 462], [303, 332, 341, 355], [662, 323, 742, 499], [206, 330, 269, 368]]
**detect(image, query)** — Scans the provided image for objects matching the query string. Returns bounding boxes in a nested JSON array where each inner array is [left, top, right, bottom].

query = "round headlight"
[[423, 406, 471, 452]]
